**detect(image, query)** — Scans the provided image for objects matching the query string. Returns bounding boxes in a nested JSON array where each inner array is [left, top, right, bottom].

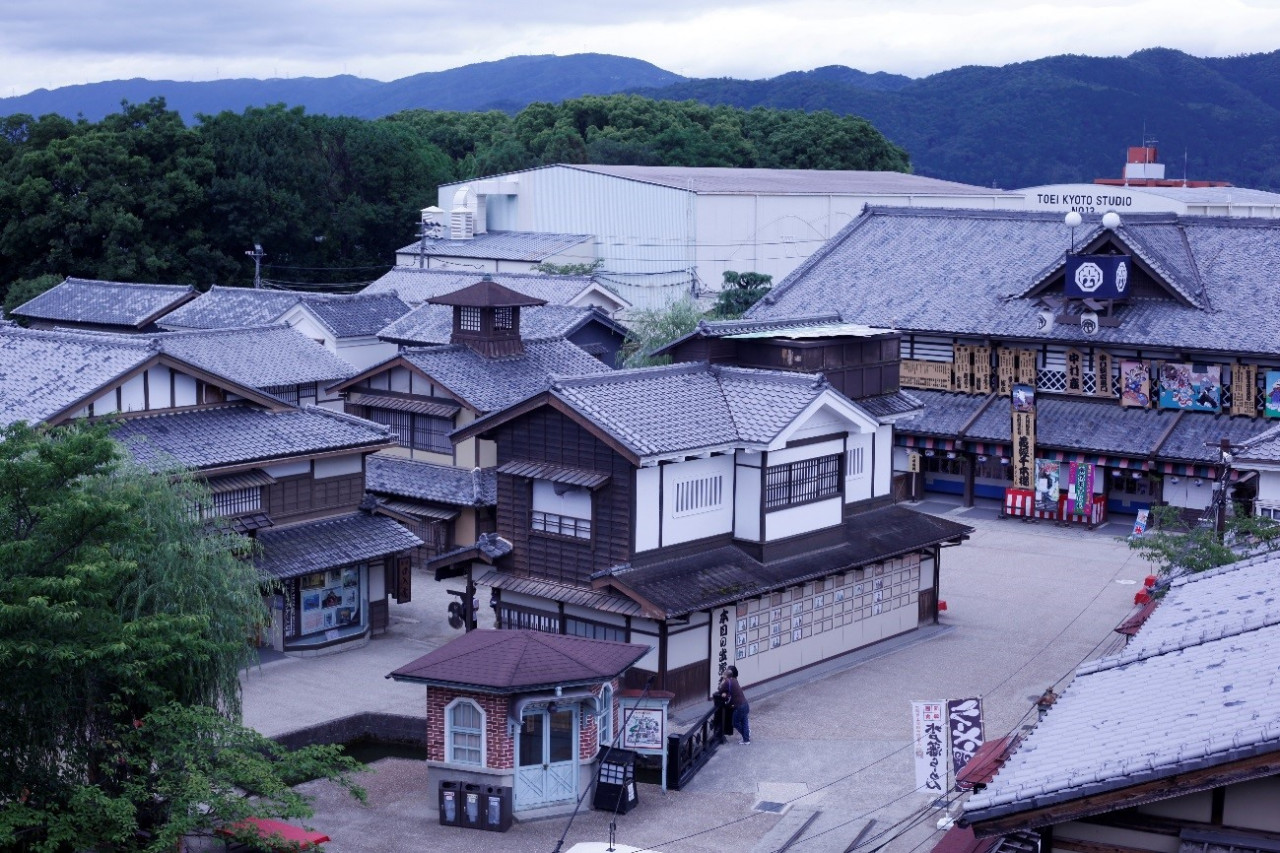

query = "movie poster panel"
[[1157, 362, 1221, 412], [1266, 370, 1280, 419], [1119, 360, 1151, 408], [1066, 462, 1094, 516], [1034, 459, 1060, 511]]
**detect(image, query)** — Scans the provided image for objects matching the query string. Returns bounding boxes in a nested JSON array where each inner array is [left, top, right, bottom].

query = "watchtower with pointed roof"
[[427, 275, 547, 358]]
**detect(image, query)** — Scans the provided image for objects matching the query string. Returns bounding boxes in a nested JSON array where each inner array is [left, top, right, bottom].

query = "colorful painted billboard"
[[1120, 360, 1150, 408], [1266, 370, 1280, 419], [1034, 459, 1060, 511], [1157, 362, 1221, 412]]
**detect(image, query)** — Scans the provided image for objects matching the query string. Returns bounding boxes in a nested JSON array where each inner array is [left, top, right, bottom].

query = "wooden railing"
[[665, 704, 723, 791]]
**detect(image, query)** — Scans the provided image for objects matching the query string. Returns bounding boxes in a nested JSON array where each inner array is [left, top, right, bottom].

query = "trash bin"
[[438, 780, 460, 826], [461, 783, 484, 829], [592, 749, 638, 814], [482, 785, 513, 832]]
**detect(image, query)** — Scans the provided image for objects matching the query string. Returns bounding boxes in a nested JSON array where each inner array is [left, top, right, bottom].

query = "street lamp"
[[1064, 210, 1082, 255]]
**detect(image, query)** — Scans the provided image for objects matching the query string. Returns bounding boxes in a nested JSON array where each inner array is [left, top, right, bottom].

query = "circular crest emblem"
[[1115, 261, 1128, 293], [1074, 261, 1104, 293]]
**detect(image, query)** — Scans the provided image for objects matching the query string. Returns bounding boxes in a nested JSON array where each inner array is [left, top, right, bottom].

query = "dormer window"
[[460, 306, 482, 332]]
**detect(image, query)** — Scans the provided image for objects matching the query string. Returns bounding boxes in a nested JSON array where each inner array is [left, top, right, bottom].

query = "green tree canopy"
[[0, 422, 362, 851]]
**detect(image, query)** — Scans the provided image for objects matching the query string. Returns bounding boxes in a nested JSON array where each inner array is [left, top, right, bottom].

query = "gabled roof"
[[158, 286, 410, 337], [963, 551, 1280, 833], [154, 325, 357, 388], [398, 337, 612, 414], [0, 326, 155, 426], [1235, 422, 1280, 464], [748, 208, 1280, 356], [287, 291, 411, 338], [114, 404, 392, 472], [11, 277, 196, 328], [596, 506, 972, 618], [396, 230, 594, 262], [560, 165, 1009, 197], [388, 629, 649, 693], [365, 455, 497, 507], [362, 268, 628, 311], [254, 511, 422, 580], [456, 362, 881, 465], [378, 303, 625, 347]]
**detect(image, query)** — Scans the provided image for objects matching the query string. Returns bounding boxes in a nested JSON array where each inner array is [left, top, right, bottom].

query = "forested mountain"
[[0, 96, 904, 302], [7, 49, 1277, 189], [0, 54, 684, 123], [636, 48, 1280, 189]]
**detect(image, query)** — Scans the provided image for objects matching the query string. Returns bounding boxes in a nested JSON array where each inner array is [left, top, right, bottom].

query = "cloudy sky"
[[3, 0, 1278, 97]]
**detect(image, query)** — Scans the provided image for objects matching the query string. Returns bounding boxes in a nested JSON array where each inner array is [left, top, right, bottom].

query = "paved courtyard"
[[240, 500, 1155, 853]]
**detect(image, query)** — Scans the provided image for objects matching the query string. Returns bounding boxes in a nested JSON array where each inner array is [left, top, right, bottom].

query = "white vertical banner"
[[711, 607, 735, 695], [911, 700, 946, 794]]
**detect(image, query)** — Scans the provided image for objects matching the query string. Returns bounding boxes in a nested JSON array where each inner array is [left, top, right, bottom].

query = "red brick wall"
[[426, 687, 514, 770]]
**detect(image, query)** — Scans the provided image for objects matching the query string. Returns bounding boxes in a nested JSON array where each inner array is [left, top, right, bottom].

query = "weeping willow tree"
[[0, 421, 362, 852]]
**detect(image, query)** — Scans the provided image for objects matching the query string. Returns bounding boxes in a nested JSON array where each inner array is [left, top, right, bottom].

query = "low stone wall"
[[273, 712, 426, 751]]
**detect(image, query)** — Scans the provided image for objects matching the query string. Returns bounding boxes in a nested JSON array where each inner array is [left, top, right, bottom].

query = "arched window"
[[446, 698, 485, 766], [597, 685, 613, 748]]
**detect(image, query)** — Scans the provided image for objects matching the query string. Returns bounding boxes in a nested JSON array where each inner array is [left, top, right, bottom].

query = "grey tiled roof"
[[748, 208, 1280, 357], [389, 628, 650, 692], [158, 287, 410, 338], [857, 390, 924, 419], [378, 303, 616, 345], [156, 325, 357, 388], [362, 268, 602, 307], [12, 277, 195, 328], [400, 338, 611, 413], [396, 230, 594, 262], [0, 326, 154, 426], [296, 292, 411, 337], [254, 511, 422, 580], [1237, 424, 1280, 463], [539, 363, 861, 460], [158, 286, 302, 329], [562, 165, 1008, 196], [900, 390, 1273, 463], [114, 405, 391, 471], [965, 552, 1280, 824], [365, 455, 497, 506], [602, 506, 972, 617]]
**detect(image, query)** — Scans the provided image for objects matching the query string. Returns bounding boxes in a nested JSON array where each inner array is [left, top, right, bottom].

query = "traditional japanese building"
[[746, 208, 1280, 519], [10, 277, 198, 333]]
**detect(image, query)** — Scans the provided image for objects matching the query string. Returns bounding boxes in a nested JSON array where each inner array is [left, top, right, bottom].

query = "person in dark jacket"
[[717, 666, 750, 744]]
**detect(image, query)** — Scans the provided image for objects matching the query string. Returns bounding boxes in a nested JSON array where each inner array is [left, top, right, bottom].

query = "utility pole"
[[1216, 437, 1232, 541], [245, 244, 265, 289]]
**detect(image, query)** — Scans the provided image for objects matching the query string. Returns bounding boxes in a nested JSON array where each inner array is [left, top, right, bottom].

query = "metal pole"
[[1217, 438, 1230, 541]]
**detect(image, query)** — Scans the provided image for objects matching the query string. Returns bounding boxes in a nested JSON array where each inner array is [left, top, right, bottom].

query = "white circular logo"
[[1115, 261, 1128, 293], [1074, 262, 1104, 293]]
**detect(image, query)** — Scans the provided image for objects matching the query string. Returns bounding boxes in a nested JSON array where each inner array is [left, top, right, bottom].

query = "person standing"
[[718, 666, 750, 744]]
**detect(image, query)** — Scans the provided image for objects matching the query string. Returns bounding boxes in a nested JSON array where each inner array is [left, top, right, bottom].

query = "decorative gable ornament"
[[1036, 309, 1055, 333]]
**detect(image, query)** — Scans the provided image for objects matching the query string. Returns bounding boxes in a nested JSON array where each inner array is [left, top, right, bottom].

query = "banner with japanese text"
[[1066, 462, 1094, 515], [1010, 384, 1036, 492], [911, 700, 946, 793], [946, 697, 985, 777]]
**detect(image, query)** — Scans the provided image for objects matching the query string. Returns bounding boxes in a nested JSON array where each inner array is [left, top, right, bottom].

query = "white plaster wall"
[[264, 459, 310, 478], [734, 453, 762, 541], [389, 366, 412, 392], [665, 622, 706, 669], [284, 311, 331, 347], [337, 339, 399, 372], [1163, 477, 1214, 510], [784, 406, 852, 445], [1255, 469, 1280, 505], [661, 455, 735, 546], [173, 373, 197, 407], [92, 388, 118, 414], [874, 426, 893, 496], [767, 438, 844, 467], [149, 365, 173, 408], [765, 497, 843, 540], [634, 466, 661, 553], [1222, 775, 1280, 832], [315, 454, 362, 478], [369, 564, 386, 599], [120, 374, 146, 412], [846, 432, 873, 503]]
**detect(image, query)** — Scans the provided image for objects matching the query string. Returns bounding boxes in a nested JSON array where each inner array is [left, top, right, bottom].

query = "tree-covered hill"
[[635, 48, 1280, 189]]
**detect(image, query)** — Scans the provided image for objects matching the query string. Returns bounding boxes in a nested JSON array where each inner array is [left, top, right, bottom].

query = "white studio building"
[[409, 165, 1016, 310]]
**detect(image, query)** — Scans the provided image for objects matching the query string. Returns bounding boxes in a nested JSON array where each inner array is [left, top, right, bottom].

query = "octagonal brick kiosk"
[[389, 629, 650, 823]]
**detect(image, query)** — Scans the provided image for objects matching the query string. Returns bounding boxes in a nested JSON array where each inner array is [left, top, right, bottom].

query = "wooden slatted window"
[[764, 454, 842, 510], [673, 474, 723, 517]]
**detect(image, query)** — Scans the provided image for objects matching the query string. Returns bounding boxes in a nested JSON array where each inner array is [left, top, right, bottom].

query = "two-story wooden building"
[[329, 278, 613, 574], [452, 360, 971, 707], [0, 325, 421, 655], [746, 208, 1280, 518]]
